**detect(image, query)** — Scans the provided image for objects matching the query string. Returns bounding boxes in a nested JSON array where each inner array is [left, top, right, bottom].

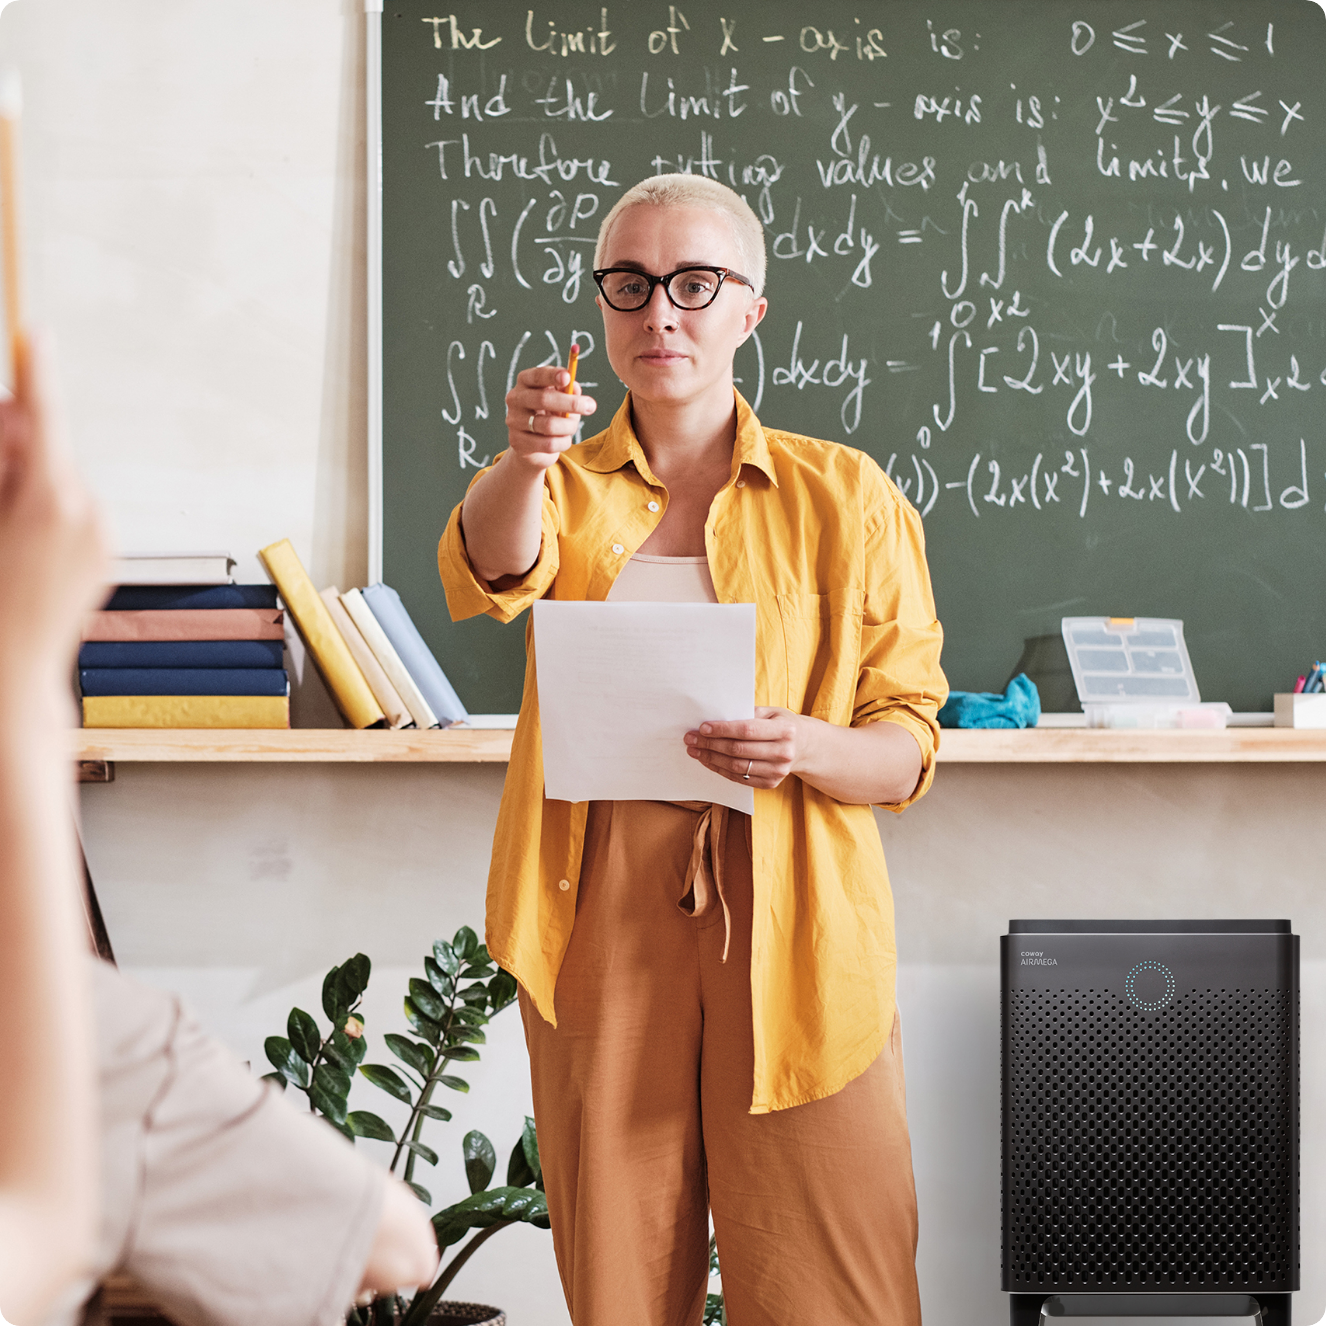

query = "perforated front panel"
[[1004, 986, 1296, 1291]]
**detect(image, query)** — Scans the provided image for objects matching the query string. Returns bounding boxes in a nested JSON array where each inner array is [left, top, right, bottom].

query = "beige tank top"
[[605, 553, 718, 604]]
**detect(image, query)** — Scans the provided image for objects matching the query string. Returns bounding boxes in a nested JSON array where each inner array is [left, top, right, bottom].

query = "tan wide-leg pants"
[[520, 798, 922, 1326]]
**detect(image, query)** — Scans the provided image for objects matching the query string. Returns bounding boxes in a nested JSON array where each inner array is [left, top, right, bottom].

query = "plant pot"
[[428, 1304, 505, 1326]]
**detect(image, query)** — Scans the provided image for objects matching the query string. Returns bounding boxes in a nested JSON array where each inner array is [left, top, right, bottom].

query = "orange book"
[[82, 609, 284, 642]]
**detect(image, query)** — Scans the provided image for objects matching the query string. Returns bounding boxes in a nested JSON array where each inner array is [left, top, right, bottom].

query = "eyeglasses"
[[592, 265, 755, 312]]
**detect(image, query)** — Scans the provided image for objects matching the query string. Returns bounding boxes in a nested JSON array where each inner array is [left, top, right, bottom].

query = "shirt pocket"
[[775, 588, 865, 721]]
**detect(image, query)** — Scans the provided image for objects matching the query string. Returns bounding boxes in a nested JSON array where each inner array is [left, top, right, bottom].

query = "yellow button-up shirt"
[[439, 392, 947, 1113]]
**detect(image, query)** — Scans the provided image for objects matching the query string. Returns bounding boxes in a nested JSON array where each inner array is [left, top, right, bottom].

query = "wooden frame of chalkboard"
[[373, 0, 1326, 715]]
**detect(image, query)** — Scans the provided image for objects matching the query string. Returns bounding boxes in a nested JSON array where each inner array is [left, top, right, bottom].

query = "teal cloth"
[[937, 673, 1041, 729]]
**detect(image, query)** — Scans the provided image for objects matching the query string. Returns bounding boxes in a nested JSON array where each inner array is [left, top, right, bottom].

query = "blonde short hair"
[[593, 174, 767, 297]]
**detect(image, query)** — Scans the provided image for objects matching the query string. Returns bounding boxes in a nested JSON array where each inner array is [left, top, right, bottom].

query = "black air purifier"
[[1002, 920, 1299, 1325]]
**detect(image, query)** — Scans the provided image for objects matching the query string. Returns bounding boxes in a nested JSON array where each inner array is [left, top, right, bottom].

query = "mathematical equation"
[[395, 3, 1325, 522], [886, 435, 1316, 521]]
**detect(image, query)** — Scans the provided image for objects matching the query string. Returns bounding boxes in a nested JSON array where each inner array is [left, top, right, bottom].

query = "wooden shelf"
[[71, 726, 1326, 764], [936, 727, 1326, 762], [73, 727, 514, 763]]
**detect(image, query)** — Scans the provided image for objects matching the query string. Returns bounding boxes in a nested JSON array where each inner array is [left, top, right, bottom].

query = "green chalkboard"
[[381, 0, 1326, 714]]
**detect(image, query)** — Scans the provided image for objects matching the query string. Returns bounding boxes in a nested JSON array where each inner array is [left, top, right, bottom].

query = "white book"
[[114, 552, 235, 585], [319, 587, 414, 729], [339, 588, 439, 729]]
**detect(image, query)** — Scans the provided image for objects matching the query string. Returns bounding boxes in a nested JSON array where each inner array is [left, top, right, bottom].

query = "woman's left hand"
[[684, 707, 807, 789]]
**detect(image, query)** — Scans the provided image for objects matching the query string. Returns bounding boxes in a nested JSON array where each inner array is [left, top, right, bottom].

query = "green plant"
[[262, 927, 550, 1324], [260, 952, 382, 1138], [704, 1234, 727, 1325]]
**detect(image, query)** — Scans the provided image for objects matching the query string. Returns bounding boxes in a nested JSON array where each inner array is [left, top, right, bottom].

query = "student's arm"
[[357, 1180, 439, 1295], [0, 339, 107, 1325], [459, 366, 595, 583]]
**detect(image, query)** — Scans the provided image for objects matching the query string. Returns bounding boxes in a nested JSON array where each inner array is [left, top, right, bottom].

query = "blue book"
[[79, 668, 290, 697], [360, 583, 468, 724], [103, 584, 280, 611], [78, 640, 285, 670]]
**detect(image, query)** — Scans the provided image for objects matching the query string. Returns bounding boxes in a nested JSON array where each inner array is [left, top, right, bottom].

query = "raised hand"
[[0, 336, 109, 704], [503, 364, 598, 471]]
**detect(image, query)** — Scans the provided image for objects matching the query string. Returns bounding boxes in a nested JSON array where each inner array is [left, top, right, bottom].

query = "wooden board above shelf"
[[71, 727, 1326, 765]]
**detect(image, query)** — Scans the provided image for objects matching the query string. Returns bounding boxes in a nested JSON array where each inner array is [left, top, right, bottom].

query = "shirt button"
[[647, 500, 660, 512], [736, 478, 747, 488], [558, 878, 571, 892], [611, 543, 624, 555]]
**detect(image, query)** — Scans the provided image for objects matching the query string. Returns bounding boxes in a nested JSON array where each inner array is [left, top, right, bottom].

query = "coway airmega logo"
[[1020, 950, 1058, 966]]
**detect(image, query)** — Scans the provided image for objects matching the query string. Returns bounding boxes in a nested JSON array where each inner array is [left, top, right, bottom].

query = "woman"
[[440, 174, 947, 1326]]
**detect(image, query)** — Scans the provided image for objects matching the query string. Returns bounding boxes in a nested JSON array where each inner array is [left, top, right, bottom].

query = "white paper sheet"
[[533, 600, 757, 814]]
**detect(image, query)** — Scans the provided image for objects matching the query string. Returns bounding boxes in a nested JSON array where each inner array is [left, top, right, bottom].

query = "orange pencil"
[[562, 341, 580, 417]]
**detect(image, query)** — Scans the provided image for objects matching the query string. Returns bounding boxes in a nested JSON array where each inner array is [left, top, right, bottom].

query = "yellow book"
[[82, 695, 290, 729], [258, 539, 385, 730], [320, 586, 412, 729]]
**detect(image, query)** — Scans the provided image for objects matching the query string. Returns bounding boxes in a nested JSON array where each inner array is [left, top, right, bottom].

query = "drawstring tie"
[[673, 801, 732, 963]]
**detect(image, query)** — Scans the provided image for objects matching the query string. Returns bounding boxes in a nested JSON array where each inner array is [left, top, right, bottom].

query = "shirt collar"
[[579, 390, 779, 488]]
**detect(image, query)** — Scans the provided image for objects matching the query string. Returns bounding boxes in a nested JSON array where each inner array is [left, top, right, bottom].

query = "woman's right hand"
[[503, 364, 597, 471]]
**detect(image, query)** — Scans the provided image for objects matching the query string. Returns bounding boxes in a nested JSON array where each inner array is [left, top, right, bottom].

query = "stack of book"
[[80, 554, 291, 729], [258, 539, 468, 730], [78, 544, 471, 731]]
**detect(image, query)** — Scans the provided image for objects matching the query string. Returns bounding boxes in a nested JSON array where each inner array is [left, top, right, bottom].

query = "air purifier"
[[1002, 920, 1298, 1325]]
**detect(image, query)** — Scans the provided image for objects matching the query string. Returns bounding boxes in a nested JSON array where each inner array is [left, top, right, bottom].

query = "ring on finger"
[[527, 413, 537, 431], [742, 759, 753, 780]]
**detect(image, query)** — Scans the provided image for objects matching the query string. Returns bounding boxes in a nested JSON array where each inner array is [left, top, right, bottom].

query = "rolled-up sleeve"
[[852, 485, 948, 812], [437, 459, 560, 623]]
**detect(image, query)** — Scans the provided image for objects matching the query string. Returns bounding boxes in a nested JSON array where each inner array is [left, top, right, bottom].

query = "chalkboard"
[[380, 0, 1326, 714]]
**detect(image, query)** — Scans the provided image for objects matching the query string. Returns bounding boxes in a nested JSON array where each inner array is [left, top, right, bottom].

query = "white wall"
[[9, 3, 1322, 1323]]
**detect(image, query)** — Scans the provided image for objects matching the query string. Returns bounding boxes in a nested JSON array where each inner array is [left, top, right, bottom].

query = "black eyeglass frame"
[[592, 265, 756, 312]]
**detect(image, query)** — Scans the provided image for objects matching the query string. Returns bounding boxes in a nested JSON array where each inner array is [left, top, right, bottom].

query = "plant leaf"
[[342, 952, 372, 999], [322, 965, 346, 1022], [404, 1138, 439, 1167], [260, 1070, 287, 1091], [460, 962, 495, 979], [324, 1027, 367, 1072], [507, 1134, 535, 1188], [418, 1103, 452, 1122], [463, 1130, 496, 1193], [403, 997, 444, 1044], [408, 978, 447, 1023], [424, 955, 452, 996], [334, 955, 371, 1015], [384, 1032, 435, 1078], [489, 970, 518, 1010], [452, 926, 479, 960], [441, 1045, 481, 1062], [287, 1007, 322, 1065], [460, 986, 491, 1006], [472, 942, 493, 965], [452, 1006, 487, 1026], [432, 939, 460, 977], [520, 1115, 542, 1185], [313, 1060, 352, 1100], [264, 1036, 310, 1088], [449, 1025, 486, 1046], [436, 1074, 469, 1094], [310, 1079, 348, 1125], [406, 1181, 432, 1205], [430, 1186, 550, 1250], [347, 1111, 397, 1143], [359, 1063, 414, 1105]]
